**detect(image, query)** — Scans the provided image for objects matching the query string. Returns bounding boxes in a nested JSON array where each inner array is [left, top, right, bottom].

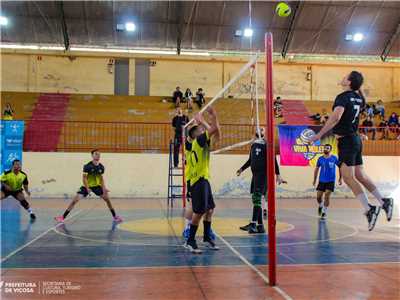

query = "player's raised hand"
[[206, 106, 217, 117]]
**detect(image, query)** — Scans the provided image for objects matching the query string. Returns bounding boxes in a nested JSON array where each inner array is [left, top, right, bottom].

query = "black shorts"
[[77, 186, 104, 198], [317, 182, 335, 192], [337, 134, 363, 167], [1, 186, 23, 199], [190, 178, 215, 214], [251, 171, 266, 195]]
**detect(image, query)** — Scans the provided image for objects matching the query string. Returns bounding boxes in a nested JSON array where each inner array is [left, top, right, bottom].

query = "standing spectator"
[[172, 108, 189, 168], [194, 88, 205, 109], [274, 96, 283, 118], [3, 103, 14, 120], [361, 116, 376, 140], [173, 87, 183, 108], [375, 100, 385, 117], [366, 104, 374, 117], [377, 115, 389, 140], [184, 88, 193, 110]]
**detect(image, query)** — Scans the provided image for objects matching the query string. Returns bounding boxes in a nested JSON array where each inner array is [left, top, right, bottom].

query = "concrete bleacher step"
[[24, 93, 70, 151], [281, 100, 314, 125]]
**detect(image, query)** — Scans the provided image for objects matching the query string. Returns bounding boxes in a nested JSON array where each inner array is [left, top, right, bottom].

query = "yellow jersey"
[[188, 131, 210, 185]]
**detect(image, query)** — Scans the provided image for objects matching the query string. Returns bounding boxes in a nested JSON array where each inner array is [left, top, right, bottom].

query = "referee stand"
[[167, 138, 184, 207]]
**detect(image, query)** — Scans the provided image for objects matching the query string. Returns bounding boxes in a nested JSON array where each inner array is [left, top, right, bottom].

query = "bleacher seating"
[[1, 91, 399, 154]]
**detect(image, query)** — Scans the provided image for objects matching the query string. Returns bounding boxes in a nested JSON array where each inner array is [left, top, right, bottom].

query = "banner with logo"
[[1, 120, 25, 173], [278, 125, 337, 167]]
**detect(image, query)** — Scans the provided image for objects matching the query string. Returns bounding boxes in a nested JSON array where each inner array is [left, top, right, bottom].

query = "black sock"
[[203, 221, 211, 239], [188, 224, 198, 242], [252, 206, 261, 223], [63, 210, 70, 218], [257, 207, 263, 225], [20, 199, 30, 210], [110, 208, 116, 217]]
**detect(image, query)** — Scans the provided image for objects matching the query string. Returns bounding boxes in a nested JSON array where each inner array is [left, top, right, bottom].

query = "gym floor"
[[1, 197, 399, 300]]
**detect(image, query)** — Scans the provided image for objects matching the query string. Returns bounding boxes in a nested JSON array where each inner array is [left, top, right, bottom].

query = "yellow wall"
[[149, 60, 223, 97], [1, 51, 399, 102], [1, 54, 114, 94], [24, 152, 399, 199]]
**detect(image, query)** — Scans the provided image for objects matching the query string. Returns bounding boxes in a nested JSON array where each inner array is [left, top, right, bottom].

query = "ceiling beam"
[[216, 1, 226, 49], [381, 22, 400, 61], [281, 1, 303, 58], [176, 1, 185, 55], [310, 4, 331, 53], [58, 1, 70, 50]]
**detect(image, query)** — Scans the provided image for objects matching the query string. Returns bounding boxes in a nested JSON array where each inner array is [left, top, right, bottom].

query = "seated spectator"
[[375, 100, 385, 117], [3, 103, 14, 120], [361, 116, 376, 140], [184, 88, 193, 110], [366, 104, 374, 117], [309, 113, 321, 122], [388, 112, 399, 127], [377, 115, 389, 140], [194, 88, 205, 109], [172, 86, 183, 108], [274, 96, 283, 118]]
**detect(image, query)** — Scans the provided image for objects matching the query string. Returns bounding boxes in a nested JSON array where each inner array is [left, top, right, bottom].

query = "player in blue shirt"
[[313, 144, 342, 220]]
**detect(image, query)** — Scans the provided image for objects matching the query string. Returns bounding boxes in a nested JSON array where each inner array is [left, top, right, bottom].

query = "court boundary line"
[[2, 261, 399, 271], [216, 233, 293, 300], [1, 209, 84, 263]]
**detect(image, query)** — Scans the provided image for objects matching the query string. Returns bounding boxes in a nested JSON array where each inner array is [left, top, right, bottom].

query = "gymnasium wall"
[[1, 52, 399, 102], [24, 152, 399, 199]]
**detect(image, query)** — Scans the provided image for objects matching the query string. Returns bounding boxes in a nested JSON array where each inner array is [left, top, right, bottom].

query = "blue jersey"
[[317, 155, 339, 183]]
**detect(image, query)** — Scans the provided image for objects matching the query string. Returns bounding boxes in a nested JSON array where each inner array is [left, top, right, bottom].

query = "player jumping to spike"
[[55, 150, 123, 223], [309, 71, 393, 231]]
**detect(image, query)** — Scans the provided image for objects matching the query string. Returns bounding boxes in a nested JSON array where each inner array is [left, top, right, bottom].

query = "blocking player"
[[310, 71, 393, 231], [184, 107, 220, 254], [312, 144, 342, 220], [1, 159, 36, 220], [54, 150, 123, 223], [236, 129, 285, 233]]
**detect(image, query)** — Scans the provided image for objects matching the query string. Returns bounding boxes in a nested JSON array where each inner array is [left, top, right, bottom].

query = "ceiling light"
[[244, 28, 253, 37], [0, 16, 8, 26], [353, 33, 364, 42], [125, 22, 136, 32]]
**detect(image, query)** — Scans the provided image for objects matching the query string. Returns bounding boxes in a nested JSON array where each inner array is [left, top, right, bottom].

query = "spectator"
[[274, 96, 283, 118], [320, 108, 329, 124], [194, 88, 205, 109], [171, 108, 189, 168], [366, 104, 374, 117], [361, 115, 376, 140], [377, 115, 389, 140], [388, 112, 399, 127], [184, 88, 193, 110], [375, 100, 385, 117], [3, 103, 14, 120], [172, 86, 183, 108]]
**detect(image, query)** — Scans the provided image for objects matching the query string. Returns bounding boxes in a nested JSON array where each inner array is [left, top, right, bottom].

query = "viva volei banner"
[[0, 120, 25, 173], [278, 125, 338, 167]]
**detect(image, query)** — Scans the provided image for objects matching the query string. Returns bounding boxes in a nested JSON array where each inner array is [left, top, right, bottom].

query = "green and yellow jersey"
[[83, 161, 105, 188], [188, 130, 210, 185], [184, 139, 193, 183], [1, 170, 28, 191]]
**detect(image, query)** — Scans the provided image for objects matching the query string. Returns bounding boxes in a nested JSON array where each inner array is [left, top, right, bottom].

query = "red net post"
[[181, 125, 186, 208], [265, 32, 276, 286]]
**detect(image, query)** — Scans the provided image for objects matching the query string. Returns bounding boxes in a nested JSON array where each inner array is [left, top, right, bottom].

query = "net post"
[[265, 32, 276, 286], [181, 125, 186, 208]]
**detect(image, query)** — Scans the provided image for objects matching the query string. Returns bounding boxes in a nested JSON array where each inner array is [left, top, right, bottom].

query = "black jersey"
[[240, 140, 280, 174], [332, 90, 365, 136]]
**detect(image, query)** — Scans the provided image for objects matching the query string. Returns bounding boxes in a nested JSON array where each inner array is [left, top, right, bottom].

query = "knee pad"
[[252, 192, 262, 207]]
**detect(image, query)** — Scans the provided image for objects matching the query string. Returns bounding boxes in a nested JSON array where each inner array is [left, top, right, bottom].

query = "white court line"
[[216, 233, 293, 300], [1, 209, 84, 263], [3, 261, 399, 271]]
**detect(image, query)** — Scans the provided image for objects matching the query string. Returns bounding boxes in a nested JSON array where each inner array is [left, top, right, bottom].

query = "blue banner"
[[1, 120, 25, 173]]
